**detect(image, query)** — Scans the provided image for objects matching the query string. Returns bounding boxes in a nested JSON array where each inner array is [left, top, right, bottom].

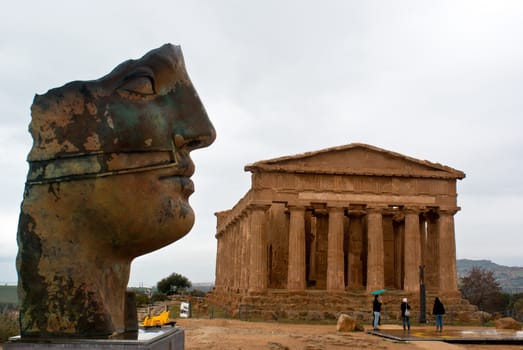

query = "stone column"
[[420, 213, 427, 266], [232, 219, 239, 289], [237, 219, 243, 290], [239, 212, 249, 291], [214, 233, 221, 288], [228, 228, 234, 290], [438, 208, 459, 293], [347, 210, 364, 288], [425, 211, 439, 290], [403, 207, 422, 292], [308, 215, 317, 283], [366, 206, 385, 292], [287, 205, 306, 291], [215, 232, 224, 289], [313, 210, 329, 289], [393, 219, 404, 289], [225, 228, 231, 290], [327, 207, 345, 291], [221, 230, 228, 289], [249, 204, 270, 292], [243, 212, 252, 290]]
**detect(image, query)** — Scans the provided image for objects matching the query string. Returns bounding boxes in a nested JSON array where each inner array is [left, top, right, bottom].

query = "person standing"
[[400, 298, 411, 331], [433, 297, 445, 332], [373, 295, 382, 330]]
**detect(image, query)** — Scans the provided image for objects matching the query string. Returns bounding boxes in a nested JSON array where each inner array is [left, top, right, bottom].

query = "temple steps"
[[206, 288, 478, 322]]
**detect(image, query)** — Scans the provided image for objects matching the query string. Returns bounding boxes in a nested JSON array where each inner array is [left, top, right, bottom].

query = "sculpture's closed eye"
[[118, 75, 155, 96]]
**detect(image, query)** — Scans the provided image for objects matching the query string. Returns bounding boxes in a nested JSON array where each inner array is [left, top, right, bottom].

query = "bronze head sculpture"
[[16, 44, 215, 338]]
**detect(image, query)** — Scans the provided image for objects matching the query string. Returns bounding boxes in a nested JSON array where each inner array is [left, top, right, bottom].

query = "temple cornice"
[[245, 166, 464, 180]]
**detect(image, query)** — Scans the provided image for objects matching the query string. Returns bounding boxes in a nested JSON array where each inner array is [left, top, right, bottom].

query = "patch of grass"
[[206, 307, 233, 319], [0, 286, 17, 305]]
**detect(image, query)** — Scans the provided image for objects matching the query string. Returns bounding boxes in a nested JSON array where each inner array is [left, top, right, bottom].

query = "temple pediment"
[[245, 143, 465, 180]]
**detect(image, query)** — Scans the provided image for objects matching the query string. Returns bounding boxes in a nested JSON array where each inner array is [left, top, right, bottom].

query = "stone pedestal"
[[5, 328, 184, 350]]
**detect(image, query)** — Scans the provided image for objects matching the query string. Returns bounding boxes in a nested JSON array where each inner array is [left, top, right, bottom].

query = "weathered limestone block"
[[336, 314, 363, 332], [471, 311, 492, 322], [495, 317, 522, 330], [16, 44, 215, 338]]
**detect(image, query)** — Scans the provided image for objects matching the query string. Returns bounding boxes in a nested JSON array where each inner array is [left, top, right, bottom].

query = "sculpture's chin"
[[20, 173, 198, 259], [90, 189, 197, 258], [122, 204, 195, 258]]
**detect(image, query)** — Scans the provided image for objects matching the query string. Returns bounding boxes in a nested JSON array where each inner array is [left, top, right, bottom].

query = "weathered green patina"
[[17, 44, 215, 338]]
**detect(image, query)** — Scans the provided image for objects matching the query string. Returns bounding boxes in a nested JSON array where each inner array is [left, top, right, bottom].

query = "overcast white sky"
[[1, 1, 522, 287]]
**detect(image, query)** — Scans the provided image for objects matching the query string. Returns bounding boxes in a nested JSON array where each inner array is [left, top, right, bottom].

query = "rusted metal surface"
[[27, 44, 215, 184], [17, 44, 215, 338]]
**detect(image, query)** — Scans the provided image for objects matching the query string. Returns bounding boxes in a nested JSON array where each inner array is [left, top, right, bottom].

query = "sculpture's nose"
[[171, 87, 216, 152], [173, 113, 216, 152]]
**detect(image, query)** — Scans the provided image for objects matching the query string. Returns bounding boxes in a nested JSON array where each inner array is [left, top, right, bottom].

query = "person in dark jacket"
[[432, 297, 445, 332], [400, 298, 411, 331], [372, 295, 382, 330]]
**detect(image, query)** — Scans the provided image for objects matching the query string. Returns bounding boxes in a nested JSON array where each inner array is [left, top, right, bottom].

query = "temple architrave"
[[208, 143, 468, 319]]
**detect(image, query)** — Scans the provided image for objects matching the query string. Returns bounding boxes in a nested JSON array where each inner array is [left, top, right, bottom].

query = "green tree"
[[157, 273, 192, 295], [459, 266, 504, 313], [134, 292, 150, 307]]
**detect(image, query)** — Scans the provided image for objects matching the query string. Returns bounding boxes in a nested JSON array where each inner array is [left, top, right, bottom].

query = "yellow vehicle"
[[142, 308, 176, 328]]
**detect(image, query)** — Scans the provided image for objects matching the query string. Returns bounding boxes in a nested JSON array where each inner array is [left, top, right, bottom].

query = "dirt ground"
[[178, 318, 523, 350]]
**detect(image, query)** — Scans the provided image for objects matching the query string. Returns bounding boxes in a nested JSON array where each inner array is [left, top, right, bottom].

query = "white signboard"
[[180, 301, 190, 318]]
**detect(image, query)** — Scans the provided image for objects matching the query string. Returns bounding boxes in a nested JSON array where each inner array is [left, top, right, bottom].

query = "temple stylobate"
[[210, 143, 466, 318]]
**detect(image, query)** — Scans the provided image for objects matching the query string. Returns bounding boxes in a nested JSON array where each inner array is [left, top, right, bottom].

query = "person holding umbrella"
[[372, 294, 382, 330]]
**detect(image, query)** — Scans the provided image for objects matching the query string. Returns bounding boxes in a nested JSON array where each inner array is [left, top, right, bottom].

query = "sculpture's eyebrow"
[[122, 66, 155, 81], [143, 50, 180, 74]]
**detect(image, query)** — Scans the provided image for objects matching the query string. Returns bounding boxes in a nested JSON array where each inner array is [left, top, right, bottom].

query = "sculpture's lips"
[[26, 151, 195, 185]]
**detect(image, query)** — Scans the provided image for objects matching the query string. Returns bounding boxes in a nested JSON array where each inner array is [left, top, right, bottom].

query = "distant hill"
[[457, 259, 523, 293], [192, 283, 214, 293]]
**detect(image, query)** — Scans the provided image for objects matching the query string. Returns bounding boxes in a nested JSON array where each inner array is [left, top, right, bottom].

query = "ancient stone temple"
[[208, 143, 467, 319]]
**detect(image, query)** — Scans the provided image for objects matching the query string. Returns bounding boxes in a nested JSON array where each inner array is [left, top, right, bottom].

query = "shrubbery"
[[460, 267, 523, 319], [150, 292, 168, 303], [135, 292, 150, 307], [505, 292, 523, 321], [190, 289, 207, 298], [0, 308, 19, 343], [133, 290, 169, 308]]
